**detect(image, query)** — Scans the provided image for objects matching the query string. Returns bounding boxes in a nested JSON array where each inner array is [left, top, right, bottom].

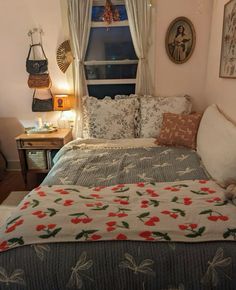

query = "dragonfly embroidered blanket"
[[0, 179, 235, 252]]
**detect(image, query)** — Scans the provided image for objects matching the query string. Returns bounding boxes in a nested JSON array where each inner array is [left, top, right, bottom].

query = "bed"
[[0, 99, 236, 290]]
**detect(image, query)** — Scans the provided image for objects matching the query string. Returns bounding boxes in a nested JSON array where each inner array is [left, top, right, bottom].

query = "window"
[[85, 0, 138, 98]]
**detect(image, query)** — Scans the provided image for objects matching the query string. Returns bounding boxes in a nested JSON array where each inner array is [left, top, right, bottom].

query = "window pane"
[[92, 5, 128, 22], [85, 27, 137, 61], [85, 64, 137, 79], [88, 84, 135, 98]]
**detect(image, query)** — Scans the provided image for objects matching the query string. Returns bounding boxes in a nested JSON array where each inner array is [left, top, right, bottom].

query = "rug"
[[0, 191, 29, 226], [1, 191, 29, 206]]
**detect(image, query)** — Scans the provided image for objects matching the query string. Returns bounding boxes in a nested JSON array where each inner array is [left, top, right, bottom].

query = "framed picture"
[[165, 17, 196, 64], [219, 0, 236, 78]]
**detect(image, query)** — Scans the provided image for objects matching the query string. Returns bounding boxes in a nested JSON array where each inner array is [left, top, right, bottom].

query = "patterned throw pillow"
[[156, 112, 202, 149], [114, 94, 140, 137], [82, 96, 138, 139], [139, 95, 192, 138]]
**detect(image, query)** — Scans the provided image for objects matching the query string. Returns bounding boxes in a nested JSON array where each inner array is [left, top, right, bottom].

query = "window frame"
[[85, 6, 138, 88]]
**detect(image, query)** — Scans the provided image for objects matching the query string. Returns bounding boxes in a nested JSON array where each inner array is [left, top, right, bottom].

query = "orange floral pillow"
[[156, 113, 202, 149]]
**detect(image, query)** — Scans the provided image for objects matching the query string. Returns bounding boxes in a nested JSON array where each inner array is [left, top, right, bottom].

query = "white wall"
[[0, 0, 71, 164], [154, 0, 213, 111], [205, 0, 236, 123]]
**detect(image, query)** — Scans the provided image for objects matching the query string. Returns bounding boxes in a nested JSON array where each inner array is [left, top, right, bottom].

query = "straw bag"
[[28, 74, 51, 89]]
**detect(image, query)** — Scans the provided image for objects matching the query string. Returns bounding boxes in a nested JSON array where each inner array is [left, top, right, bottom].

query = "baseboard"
[[7, 160, 21, 171]]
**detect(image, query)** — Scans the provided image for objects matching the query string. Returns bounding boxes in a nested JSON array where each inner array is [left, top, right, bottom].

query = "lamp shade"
[[53, 95, 71, 111]]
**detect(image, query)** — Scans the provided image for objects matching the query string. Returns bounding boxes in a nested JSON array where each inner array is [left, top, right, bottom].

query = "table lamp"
[[53, 94, 72, 128]]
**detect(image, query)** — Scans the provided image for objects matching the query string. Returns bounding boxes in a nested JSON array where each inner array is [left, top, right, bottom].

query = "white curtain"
[[125, 0, 153, 95], [68, 0, 93, 137]]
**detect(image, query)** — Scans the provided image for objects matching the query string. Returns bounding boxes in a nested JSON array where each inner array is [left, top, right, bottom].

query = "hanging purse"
[[26, 43, 48, 74], [28, 73, 52, 89], [32, 89, 53, 112]]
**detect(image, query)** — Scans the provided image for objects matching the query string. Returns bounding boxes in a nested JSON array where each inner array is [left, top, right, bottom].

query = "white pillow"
[[197, 104, 236, 186], [82, 96, 138, 139], [139, 95, 192, 138]]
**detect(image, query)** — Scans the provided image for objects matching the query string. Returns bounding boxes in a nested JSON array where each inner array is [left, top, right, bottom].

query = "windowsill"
[[84, 60, 138, 65], [91, 20, 129, 28], [86, 79, 136, 85]]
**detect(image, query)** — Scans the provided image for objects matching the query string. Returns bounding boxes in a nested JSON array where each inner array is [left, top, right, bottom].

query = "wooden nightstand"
[[15, 128, 73, 184]]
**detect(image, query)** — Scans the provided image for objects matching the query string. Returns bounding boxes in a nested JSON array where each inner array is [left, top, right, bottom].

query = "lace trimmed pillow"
[[82, 96, 138, 139], [156, 112, 202, 149], [139, 95, 192, 138]]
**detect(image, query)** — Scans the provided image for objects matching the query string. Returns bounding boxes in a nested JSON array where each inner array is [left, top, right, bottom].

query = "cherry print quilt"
[[0, 179, 235, 252]]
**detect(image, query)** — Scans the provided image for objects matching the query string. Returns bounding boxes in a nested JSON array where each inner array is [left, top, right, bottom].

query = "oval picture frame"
[[165, 17, 196, 64]]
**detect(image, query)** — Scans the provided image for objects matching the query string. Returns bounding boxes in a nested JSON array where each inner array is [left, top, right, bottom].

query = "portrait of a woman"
[[172, 25, 190, 61], [166, 17, 196, 64]]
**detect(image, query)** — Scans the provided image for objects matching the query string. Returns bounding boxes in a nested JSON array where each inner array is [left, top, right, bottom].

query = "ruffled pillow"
[[139, 95, 192, 138], [82, 96, 138, 139]]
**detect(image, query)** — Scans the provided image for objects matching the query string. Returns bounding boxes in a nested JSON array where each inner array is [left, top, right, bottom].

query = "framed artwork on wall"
[[219, 0, 236, 78], [165, 17, 196, 64]]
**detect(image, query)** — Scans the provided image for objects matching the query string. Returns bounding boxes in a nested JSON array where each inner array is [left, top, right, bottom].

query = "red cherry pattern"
[[37, 191, 46, 197], [200, 187, 216, 194], [138, 212, 160, 226], [93, 186, 106, 192], [208, 215, 229, 221], [164, 186, 180, 192], [85, 202, 105, 210], [105, 220, 129, 231], [161, 209, 185, 219], [71, 217, 93, 224], [0, 241, 9, 251], [172, 196, 192, 206], [108, 212, 128, 218], [113, 198, 129, 205], [1, 180, 234, 254], [136, 182, 145, 187], [116, 233, 127, 240], [206, 197, 222, 204], [90, 234, 102, 240], [5, 218, 24, 234], [199, 180, 208, 184], [36, 224, 57, 231], [54, 189, 70, 195]]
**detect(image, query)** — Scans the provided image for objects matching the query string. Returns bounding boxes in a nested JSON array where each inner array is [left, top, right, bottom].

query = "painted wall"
[[154, 0, 213, 111], [0, 0, 72, 166], [205, 0, 236, 123], [0, 0, 214, 167]]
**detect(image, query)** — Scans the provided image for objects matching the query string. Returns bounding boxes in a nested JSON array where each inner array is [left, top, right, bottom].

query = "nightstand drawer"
[[22, 140, 63, 148]]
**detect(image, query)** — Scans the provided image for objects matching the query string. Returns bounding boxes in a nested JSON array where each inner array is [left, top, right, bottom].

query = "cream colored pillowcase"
[[197, 104, 236, 186], [139, 95, 192, 138], [82, 96, 138, 139]]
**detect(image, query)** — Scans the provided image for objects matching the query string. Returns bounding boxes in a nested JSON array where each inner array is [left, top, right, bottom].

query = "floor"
[[0, 171, 46, 204]]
